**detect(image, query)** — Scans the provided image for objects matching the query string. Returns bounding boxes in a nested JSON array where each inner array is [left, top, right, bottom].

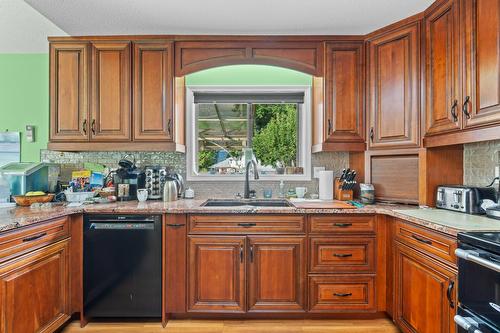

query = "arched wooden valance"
[[175, 41, 323, 76]]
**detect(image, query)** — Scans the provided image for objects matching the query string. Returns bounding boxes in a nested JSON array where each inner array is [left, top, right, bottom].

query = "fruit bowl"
[[13, 194, 54, 206]]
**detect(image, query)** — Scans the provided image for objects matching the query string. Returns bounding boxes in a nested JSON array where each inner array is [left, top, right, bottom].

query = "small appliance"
[[435, 185, 497, 214], [162, 177, 178, 202], [112, 158, 145, 201], [144, 166, 168, 200]]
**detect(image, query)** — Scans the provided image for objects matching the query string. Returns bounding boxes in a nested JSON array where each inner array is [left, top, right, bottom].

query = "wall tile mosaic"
[[41, 150, 348, 199], [463, 139, 500, 187]]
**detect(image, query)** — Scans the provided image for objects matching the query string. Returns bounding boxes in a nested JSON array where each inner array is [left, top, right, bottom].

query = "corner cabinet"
[[48, 40, 183, 152], [312, 42, 365, 152], [367, 21, 421, 149]]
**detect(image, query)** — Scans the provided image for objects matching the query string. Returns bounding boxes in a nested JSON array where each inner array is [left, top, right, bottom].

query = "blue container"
[[0, 162, 50, 195]]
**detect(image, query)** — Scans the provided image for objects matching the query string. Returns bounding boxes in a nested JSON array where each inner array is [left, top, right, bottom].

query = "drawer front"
[[189, 215, 305, 234], [0, 216, 70, 262], [309, 275, 376, 312], [309, 215, 375, 234], [310, 237, 375, 273], [394, 219, 457, 266]]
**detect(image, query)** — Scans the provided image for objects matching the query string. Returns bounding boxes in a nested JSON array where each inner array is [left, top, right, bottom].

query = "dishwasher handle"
[[89, 222, 155, 230]]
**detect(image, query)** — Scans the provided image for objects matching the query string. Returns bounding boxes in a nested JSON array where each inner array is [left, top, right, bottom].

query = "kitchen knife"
[[339, 168, 347, 181]]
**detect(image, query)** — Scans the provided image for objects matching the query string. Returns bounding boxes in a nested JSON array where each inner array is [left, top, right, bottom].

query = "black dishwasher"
[[83, 214, 161, 318]]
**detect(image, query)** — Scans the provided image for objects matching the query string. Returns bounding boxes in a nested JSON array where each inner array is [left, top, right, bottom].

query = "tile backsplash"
[[41, 150, 348, 199], [463, 139, 500, 187]]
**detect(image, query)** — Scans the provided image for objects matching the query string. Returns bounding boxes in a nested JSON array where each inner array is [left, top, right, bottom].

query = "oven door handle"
[[455, 249, 500, 273], [454, 315, 483, 333]]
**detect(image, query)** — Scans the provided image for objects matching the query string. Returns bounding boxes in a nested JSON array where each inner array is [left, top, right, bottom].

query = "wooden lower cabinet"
[[188, 236, 246, 313], [0, 239, 70, 333], [247, 236, 306, 312], [394, 241, 456, 333]]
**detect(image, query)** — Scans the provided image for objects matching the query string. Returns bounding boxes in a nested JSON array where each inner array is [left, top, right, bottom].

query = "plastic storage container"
[[0, 174, 11, 203]]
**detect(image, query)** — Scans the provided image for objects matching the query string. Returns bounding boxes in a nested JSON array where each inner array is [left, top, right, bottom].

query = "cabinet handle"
[[328, 119, 333, 135], [333, 223, 352, 228], [450, 99, 459, 122], [370, 127, 374, 142], [462, 96, 471, 119], [22, 232, 47, 242], [238, 223, 256, 227], [411, 234, 433, 245], [167, 119, 172, 136], [249, 245, 254, 263], [333, 253, 353, 258], [82, 119, 87, 135], [240, 245, 244, 263], [333, 292, 352, 297], [91, 119, 96, 135], [447, 280, 455, 308], [166, 223, 185, 228]]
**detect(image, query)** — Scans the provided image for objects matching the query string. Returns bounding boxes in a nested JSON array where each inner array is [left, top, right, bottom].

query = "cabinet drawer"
[[309, 215, 375, 234], [189, 215, 305, 234], [0, 217, 70, 263], [394, 219, 457, 266], [309, 275, 375, 312], [309, 237, 375, 273]]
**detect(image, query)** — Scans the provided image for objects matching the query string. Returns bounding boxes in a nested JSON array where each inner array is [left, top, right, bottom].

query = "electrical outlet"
[[313, 167, 325, 179], [495, 166, 500, 183]]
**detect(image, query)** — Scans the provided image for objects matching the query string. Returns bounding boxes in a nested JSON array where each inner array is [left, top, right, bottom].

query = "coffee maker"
[[113, 157, 145, 201]]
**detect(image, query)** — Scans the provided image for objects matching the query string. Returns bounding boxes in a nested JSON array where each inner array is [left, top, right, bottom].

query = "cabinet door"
[[462, 0, 500, 128], [90, 42, 131, 141], [49, 42, 89, 141], [0, 240, 70, 333], [368, 22, 420, 149], [424, 0, 461, 136], [133, 42, 174, 141], [247, 236, 305, 312], [188, 236, 246, 313], [324, 42, 365, 143], [394, 242, 456, 333]]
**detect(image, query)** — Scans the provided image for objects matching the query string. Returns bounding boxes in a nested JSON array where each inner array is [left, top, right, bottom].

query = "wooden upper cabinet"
[[50, 43, 89, 142], [0, 240, 70, 333], [133, 42, 174, 141], [90, 42, 131, 141], [324, 42, 365, 145], [394, 242, 456, 333], [367, 22, 421, 149], [461, 0, 500, 129], [424, 0, 461, 136], [247, 236, 305, 312], [188, 236, 246, 313]]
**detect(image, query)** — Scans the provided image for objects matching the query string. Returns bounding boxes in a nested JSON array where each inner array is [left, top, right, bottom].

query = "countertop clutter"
[[2, 200, 500, 236]]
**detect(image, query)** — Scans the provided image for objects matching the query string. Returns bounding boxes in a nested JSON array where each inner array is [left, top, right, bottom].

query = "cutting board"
[[292, 200, 356, 209]]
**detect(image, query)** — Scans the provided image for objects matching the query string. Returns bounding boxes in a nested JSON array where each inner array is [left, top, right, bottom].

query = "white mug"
[[137, 189, 148, 202], [295, 187, 308, 198]]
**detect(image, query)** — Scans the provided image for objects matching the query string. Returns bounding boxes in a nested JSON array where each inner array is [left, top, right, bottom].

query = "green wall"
[[0, 54, 49, 162], [186, 65, 312, 86]]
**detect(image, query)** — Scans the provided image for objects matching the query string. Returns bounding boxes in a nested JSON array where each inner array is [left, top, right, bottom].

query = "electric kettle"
[[162, 178, 178, 202]]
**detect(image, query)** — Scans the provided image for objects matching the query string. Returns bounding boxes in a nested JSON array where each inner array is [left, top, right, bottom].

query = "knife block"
[[334, 178, 354, 201]]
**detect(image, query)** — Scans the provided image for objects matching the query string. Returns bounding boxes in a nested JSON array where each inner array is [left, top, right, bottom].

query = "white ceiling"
[[25, 0, 434, 36], [0, 0, 67, 53]]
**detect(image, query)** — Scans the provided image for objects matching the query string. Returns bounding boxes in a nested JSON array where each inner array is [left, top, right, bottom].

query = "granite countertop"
[[1, 199, 500, 236]]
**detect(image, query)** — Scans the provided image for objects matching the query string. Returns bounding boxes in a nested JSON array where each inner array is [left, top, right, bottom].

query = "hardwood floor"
[[61, 319, 400, 333]]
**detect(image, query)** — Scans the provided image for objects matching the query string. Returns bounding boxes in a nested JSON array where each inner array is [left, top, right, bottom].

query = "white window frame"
[[186, 85, 312, 181]]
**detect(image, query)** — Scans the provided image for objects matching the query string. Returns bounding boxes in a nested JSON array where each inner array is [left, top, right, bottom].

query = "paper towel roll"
[[318, 170, 334, 200]]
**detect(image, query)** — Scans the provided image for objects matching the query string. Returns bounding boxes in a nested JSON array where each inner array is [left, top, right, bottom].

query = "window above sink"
[[186, 85, 312, 181]]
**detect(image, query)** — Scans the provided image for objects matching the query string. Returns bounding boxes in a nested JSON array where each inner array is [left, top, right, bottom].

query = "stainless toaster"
[[436, 185, 497, 214]]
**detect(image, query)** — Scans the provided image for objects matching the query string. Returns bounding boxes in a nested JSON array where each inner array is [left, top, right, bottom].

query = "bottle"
[[0, 174, 11, 203], [278, 180, 285, 198]]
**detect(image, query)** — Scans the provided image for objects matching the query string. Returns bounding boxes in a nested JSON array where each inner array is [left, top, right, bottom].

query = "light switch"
[[25, 125, 35, 142]]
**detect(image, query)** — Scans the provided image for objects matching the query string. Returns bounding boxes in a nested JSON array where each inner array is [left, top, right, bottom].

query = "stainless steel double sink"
[[201, 199, 292, 208]]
